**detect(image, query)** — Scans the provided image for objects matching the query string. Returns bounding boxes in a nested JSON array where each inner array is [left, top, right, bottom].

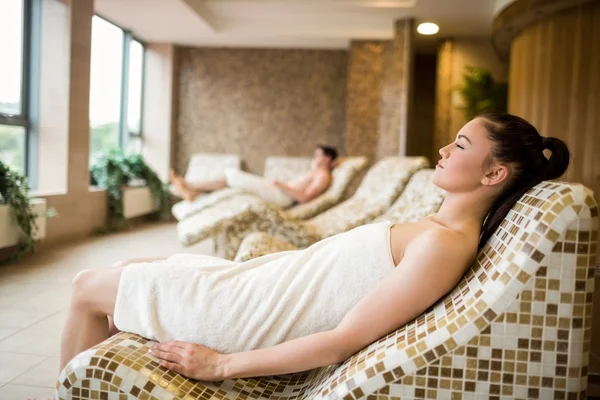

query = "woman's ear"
[[482, 163, 510, 187]]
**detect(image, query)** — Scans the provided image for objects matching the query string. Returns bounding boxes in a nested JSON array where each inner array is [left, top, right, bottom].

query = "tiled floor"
[[0, 222, 214, 399]]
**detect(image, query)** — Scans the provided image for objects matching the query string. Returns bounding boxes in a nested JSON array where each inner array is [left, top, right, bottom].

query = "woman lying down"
[[57, 113, 569, 384]]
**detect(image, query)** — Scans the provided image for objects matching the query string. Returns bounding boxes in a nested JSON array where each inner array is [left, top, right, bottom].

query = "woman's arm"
[[151, 229, 471, 381]]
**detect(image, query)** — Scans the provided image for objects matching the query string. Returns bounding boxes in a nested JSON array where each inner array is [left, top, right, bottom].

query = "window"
[[127, 40, 144, 135], [126, 39, 144, 155], [89, 16, 123, 158], [0, 0, 30, 175], [89, 16, 144, 162]]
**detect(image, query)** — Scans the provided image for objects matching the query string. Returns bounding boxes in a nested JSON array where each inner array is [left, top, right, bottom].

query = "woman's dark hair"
[[317, 145, 338, 162], [478, 112, 570, 249]]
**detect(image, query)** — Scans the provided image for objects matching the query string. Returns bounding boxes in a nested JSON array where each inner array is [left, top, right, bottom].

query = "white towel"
[[113, 222, 395, 354], [224, 168, 295, 208]]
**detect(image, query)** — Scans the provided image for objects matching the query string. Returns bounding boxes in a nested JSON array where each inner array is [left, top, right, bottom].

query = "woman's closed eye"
[[455, 143, 464, 150]]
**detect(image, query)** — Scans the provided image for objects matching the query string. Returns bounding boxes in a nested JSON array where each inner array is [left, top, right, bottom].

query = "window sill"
[[89, 186, 106, 193], [29, 190, 68, 198]]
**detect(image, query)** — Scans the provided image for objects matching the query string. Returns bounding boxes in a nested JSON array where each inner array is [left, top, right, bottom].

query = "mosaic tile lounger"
[[234, 169, 446, 262], [177, 157, 429, 259], [58, 181, 597, 399], [172, 156, 368, 222]]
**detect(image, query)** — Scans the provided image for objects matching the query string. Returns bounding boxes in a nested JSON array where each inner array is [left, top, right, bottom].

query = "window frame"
[[91, 14, 145, 157], [0, 0, 38, 181]]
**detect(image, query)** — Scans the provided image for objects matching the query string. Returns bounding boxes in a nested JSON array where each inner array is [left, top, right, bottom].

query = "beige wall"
[[141, 44, 178, 182], [175, 47, 348, 176], [37, 0, 69, 193], [434, 39, 508, 154], [36, 0, 107, 245]]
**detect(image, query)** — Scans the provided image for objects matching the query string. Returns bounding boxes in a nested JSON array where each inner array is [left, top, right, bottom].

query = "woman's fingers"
[[154, 341, 186, 353], [156, 359, 185, 375], [150, 348, 184, 364], [168, 341, 189, 350]]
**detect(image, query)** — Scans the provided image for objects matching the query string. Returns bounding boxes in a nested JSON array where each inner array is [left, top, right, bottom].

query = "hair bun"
[[540, 137, 570, 181]]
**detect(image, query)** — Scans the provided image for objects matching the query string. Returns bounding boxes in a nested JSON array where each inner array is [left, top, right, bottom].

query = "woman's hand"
[[149, 341, 228, 381]]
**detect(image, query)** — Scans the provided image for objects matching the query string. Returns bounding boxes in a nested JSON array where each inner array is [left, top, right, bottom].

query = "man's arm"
[[274, 171, 331, 203]]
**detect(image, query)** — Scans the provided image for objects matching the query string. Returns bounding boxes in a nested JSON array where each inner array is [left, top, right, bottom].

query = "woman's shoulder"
[[407, 223, 478, 266]]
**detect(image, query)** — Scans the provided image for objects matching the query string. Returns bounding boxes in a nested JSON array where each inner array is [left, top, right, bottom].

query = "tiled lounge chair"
[[177, 157, 429, 259], [58, 181, 598, 399], [234, 168, 445, 262], [171, 156, 368, 221]]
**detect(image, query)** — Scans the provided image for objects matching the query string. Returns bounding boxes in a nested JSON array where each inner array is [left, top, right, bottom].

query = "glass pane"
[[127, 135, 143, 155], [127, 40, 144, 134], [0, 125, 26, 174], [89, 16, 123, 159], [0, 0, 25, 115]]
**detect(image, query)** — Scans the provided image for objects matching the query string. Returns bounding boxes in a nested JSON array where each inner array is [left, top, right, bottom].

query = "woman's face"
[[432, 118, 497, 193]]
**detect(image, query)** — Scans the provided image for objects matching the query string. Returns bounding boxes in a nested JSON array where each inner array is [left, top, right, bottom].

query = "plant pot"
[[0, 198, 47, 249], [122, 186, 159, 219]]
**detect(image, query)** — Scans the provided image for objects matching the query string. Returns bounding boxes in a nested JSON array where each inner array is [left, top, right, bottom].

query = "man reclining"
[[170, 145, 338, 208]]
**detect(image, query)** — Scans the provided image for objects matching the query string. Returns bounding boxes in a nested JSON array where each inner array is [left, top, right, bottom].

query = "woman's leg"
[[59, 266, 125, 373]]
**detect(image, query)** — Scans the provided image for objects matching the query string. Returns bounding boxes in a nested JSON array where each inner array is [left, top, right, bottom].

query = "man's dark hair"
[[317, 145, 338, 161]]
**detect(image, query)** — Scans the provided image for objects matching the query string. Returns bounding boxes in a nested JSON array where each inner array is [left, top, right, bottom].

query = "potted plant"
[[90, 150, 168, 232], [457, 66, 508, 120], [0, 161, 40, 263]]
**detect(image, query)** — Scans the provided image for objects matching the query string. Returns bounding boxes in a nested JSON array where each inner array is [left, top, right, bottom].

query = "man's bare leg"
[[169, 169, 228, 202], [186, 178, 228, 192]]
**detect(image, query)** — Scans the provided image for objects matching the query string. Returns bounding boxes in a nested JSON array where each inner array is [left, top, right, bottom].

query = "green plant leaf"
[[457, 66, 508, 120], [89, 149, 169, 232], [0, 161, 37, 264]]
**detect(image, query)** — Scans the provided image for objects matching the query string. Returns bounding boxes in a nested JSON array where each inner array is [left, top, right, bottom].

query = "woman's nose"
[[439, 145, 449, 158]]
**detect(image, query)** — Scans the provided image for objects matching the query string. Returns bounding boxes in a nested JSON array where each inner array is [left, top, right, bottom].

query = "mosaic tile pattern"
[[176, 157, 428, 258], [176, 47, 347, 177], [345, 41, 385, 162], [283, 156, 368, 220], [222, 157, 428, 258], [235, 232, 300, 263], [236, 169, 445, 261], [58, 181, 598, 399], [377, 20, 413, 160], [372, 169, 445, 225]]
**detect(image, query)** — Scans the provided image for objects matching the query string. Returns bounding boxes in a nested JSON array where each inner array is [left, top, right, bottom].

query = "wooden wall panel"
[[508, 0, 600, 364], [508, 1, 600, 203]]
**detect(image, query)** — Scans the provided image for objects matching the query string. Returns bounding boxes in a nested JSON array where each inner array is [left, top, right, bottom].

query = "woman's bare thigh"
[[75, 266, 126, 317]]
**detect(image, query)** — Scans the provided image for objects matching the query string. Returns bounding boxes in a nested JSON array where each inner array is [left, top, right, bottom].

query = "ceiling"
[[95, 0, 498, 50]]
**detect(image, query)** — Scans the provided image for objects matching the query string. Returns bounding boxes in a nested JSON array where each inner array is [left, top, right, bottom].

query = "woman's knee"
[[71, 268, 123, 315], [71, 269, 96, 308], [112, 257, 165, 268], [112, 258, 138, 268]]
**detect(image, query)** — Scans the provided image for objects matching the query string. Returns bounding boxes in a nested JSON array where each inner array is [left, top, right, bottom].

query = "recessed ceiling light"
[[417, 22, 439, 35]]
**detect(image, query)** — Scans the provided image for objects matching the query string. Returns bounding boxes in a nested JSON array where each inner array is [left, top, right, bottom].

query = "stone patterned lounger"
[[234, 168, 445, 262], [58, 181, 598, 399], [177, 157, 429, 259]]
